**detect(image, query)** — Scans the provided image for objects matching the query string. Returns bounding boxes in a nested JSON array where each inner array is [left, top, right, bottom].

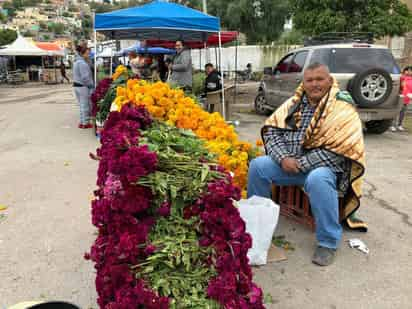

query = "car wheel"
[[347, 68, 393, 108], [365, 119, 392, 134], [255, 93, 271, 115]]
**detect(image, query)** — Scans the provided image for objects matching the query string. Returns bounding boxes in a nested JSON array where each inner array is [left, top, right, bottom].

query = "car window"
[[330, 48, 400, 74], [275, 53, 294, 74], [289, 51, 309, 73], [309, 49, 332, 67]]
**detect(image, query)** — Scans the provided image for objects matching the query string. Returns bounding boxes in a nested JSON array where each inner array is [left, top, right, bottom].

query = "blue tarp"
[[94, 0, 220, 41], [116, 46, 176, 56]]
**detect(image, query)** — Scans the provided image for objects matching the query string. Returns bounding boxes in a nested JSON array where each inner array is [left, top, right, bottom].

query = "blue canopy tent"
[[94, 0, 219, 41], [93, 0, 228, 119]]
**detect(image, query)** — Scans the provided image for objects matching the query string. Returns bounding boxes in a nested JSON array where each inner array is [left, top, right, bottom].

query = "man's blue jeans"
[[248, 156, 342, 249]]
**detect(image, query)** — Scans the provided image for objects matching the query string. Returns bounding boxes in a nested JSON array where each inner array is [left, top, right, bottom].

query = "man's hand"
[[281, 157, 301, 174]]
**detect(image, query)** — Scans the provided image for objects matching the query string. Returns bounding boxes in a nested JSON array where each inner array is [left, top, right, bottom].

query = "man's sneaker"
[[312, 246, 336, 266], [398, 126, 406, 132], [389, 126, 397, 132]]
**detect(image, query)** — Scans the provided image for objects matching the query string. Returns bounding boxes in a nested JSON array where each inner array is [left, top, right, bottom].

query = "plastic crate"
[[272, 185, 316, 231], [272, 185, 345, 231]]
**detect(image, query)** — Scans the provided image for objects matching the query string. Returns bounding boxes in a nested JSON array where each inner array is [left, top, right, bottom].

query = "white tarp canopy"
[[0, 35, 49, 56]]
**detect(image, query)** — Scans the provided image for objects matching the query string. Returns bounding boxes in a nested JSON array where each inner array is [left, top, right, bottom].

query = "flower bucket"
[[95, 119, 105, 139]]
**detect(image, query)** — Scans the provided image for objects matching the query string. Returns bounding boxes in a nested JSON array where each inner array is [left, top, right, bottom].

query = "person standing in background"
[[60, 62, 70, 83], [128, 51, 140, 76], [73, 45, 94, 129], [390, 66, 412, 132], [169, 40, 193, 91]]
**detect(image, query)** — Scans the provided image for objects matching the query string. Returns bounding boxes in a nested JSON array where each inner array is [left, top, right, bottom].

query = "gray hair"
[[305, 62, 330, 74]]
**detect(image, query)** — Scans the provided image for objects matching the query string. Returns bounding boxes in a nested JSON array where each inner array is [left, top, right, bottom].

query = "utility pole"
[[202, 0, 207, 13]]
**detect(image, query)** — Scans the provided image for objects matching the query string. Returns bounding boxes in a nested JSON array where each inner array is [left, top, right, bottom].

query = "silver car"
[[255, 42, 402, 134]]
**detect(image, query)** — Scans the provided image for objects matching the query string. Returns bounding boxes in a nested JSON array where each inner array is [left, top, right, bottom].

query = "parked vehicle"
[[255, 33, 402, 134]]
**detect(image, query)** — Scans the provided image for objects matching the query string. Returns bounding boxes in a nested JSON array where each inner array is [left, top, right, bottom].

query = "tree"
[[89, 2, 113, 13], [0, 29, 17, 46], [48, 22, 65, 35], [277, 29, 304, 45], [39, 21, 48, 30], [22, 30, 35, 37], [1, 1, 16, 18], [0, 12, 6, 23], [208, 0, 290, 44], [289, 0, 412, 38]]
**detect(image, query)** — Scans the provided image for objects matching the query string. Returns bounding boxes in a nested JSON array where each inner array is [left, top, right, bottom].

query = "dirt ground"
[[0, 83, 411, 309]]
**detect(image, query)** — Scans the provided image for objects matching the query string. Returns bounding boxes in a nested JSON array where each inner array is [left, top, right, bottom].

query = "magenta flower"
[[144, 244, 157, 256], [157, 201, 171, 217], [87, 104, 264, 308]]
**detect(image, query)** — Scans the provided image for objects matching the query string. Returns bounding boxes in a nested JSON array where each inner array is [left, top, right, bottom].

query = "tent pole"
[[214, 47, 217, 68], [234, 35, 238, 106], [218, 31, 226, 120], [110, 51, 113, 77], [93, 20, 97, 87], [41, 56, 44, 82], [199, 48, 201, 70], [54, 56, 57, 84]]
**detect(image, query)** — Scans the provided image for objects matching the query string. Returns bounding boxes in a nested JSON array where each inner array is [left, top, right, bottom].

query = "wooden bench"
[[272, 184, 344, 231]]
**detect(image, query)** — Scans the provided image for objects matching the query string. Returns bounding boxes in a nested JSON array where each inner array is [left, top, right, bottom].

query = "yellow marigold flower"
[[116, 86, 126, 97], [112, 79, 262, 192], [142, 96, 155, 106], [256, 139, 264, 147]]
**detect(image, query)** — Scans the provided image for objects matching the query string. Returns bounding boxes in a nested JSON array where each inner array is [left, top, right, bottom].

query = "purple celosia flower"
[[157, 201, 171, 217]]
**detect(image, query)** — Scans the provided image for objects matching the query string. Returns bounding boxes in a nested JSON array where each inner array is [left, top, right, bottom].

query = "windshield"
[[329, 48, 400, 74]]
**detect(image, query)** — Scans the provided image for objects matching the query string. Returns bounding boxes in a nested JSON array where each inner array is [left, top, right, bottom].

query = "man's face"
[[303, 67, 333, 103], [205, 66, 213, 75], [175, 41, 183, 53]]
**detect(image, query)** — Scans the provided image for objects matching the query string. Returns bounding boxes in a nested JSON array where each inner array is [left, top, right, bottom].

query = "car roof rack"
[[304, 32, 374, 46]]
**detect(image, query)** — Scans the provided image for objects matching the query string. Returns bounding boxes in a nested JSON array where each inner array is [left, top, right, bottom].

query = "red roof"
[[146, 31, 238, 49], [35, 42, 63, 52]]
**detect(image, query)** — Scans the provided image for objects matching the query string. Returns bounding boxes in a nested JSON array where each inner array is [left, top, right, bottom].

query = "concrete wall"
[[191, 45, 299, 72]]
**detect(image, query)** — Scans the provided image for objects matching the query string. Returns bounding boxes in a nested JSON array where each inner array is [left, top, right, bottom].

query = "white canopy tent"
[[0, 36, 63, 83], [0, 35, 48, 56]]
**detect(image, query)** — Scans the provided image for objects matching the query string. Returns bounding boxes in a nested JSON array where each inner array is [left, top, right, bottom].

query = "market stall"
[[0, 35, 48, 82], [36, 42, 65, 84], [93, 0, 228, 119]]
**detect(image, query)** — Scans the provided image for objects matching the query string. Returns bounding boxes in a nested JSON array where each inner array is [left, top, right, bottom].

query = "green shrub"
[[192, 71, 205, 96]]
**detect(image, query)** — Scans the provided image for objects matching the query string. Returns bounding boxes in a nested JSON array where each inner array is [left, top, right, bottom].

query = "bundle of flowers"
[[87, 103, 265, 308], [111, 65, 129, 81], [92, 70, 131, 123], [111, 79, 260, 194], [91, 78, 113, 118]]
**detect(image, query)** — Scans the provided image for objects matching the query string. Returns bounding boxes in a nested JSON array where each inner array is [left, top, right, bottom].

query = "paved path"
[[0, 84, 411, 308]]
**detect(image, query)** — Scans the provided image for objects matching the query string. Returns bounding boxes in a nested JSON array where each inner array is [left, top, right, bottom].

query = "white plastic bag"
[[237, 195, 280, 265]]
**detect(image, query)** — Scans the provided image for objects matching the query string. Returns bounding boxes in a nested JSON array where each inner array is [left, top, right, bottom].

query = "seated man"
[[203, 63, 222, 112], [204, 63, 222, 93], [248, 63, 365, 266]]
